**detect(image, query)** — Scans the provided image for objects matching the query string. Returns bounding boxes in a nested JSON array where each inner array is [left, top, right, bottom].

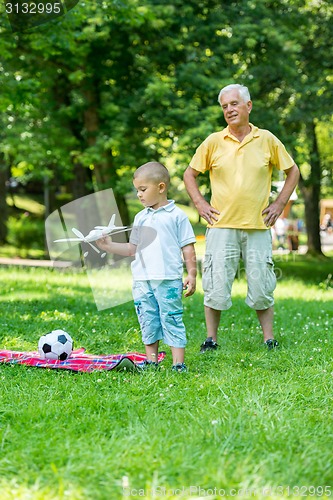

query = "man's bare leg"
[[256, 306, 274, 342], [204, 305, 221, 342]]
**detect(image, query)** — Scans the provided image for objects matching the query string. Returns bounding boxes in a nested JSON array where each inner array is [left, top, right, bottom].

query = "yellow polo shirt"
[[189, 124, 295, 229]]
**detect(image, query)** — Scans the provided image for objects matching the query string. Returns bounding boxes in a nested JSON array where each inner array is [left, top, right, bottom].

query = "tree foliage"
[[0, 0, 332, 253]]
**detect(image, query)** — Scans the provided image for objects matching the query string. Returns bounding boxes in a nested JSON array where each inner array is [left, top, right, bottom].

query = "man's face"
[[220, 89, 252, 128]]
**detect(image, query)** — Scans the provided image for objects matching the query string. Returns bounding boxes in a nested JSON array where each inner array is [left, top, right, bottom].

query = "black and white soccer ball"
[[38, 330, 74, 361]]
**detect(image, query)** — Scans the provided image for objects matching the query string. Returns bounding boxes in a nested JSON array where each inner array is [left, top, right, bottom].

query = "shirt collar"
[[146, 200, 175, 213], [223, 123, 260, 140]]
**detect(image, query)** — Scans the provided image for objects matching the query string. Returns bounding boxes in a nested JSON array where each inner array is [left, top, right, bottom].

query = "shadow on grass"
[[273, 253, 333, 283]]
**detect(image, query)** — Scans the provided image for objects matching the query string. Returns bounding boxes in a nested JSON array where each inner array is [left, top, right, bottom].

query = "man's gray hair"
[[217, 84, 251, 105]]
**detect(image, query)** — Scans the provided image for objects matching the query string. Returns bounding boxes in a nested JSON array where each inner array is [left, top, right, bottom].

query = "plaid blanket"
[[0, 348, 166, 372]]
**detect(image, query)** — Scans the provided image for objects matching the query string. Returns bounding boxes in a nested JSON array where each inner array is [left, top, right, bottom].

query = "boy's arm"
[[96, 236, 136, 257], [182, 243, 196, 297]]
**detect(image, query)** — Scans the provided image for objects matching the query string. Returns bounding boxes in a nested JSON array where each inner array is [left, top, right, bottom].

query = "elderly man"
[[184, 84, 299, 352]]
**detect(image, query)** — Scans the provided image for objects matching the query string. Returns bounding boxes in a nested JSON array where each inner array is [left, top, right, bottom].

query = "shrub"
[[7, 212, 45, 249]]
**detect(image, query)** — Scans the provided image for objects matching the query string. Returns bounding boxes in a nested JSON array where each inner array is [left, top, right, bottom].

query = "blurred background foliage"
[[0, 0, 332, 255]]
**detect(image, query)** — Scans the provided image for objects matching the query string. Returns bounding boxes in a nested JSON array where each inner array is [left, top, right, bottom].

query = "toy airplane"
[[54, 214, 129, 256], [93, 214, 127, 236]]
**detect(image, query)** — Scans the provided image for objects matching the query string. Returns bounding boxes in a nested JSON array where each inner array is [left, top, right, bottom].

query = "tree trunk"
[[83, 89, 130, 226], [71, 161, 91, 200], [0, 155, 8, 244], [301, 185, 322, 255], [52, 73, 92, 204], [298, 120, 323, 255]]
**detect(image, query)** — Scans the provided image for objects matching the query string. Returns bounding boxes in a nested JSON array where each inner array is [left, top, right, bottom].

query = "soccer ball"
[[38, 330, 74, 361]]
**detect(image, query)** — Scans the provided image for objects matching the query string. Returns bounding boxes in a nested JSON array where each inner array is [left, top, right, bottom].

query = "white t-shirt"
[[129, 200, 196, 281]]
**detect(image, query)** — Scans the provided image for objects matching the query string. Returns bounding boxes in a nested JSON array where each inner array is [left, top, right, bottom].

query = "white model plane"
[[92, 214, 127, 236], [54, 214, 129, 256]]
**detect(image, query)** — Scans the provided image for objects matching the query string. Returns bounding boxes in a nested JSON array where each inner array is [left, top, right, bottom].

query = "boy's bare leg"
[[256, 306, 274, 341], [204, 305, 221, 342], [170, 347, 185, 365], [145, 341, 159, 362]]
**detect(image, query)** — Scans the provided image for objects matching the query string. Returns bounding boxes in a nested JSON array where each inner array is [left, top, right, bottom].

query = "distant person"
[[297, 219, 304, 233], [274, 217, 287, 250], [286, 221, 299, 252], [183, 84, 299, 352], [321, 214, 333, 233], [97, 162, 196, 372]]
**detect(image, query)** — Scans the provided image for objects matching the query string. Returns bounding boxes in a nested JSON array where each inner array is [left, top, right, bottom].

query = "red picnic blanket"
[[0, 348, 166, 372]]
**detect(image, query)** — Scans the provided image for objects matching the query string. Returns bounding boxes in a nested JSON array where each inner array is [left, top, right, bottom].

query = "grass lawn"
[[0, 262, 333, 499]]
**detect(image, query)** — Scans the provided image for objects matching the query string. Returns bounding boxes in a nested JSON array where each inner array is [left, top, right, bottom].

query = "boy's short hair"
[[134, 161, 170, 187]]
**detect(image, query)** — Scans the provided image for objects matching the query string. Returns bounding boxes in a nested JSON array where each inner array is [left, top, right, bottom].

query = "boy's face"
[[133, 176, 167, 209]]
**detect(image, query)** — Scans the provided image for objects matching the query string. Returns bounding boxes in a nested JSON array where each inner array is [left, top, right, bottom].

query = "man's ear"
[[247, 100, 253, 114]]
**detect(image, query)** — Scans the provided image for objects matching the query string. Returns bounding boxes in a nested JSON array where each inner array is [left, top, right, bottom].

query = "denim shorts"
[[202, 228, 276, 311], [132, 279, 187, 348]]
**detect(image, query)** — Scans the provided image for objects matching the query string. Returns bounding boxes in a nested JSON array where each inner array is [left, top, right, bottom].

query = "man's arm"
[[183, 166, 220, 225], [262, 163, 300, 227]]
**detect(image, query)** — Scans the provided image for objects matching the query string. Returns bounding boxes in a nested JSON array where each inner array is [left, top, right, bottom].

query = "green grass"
[[0, 243, 46, 259], [0, 263, 333, 499]]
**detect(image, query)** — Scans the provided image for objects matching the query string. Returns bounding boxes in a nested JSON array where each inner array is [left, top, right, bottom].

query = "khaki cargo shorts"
[[202, 228, 276, 311]]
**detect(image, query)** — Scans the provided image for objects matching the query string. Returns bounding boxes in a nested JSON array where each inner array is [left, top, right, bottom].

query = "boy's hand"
[[96, 235, 112, 252], [183, 276, 196, 297]]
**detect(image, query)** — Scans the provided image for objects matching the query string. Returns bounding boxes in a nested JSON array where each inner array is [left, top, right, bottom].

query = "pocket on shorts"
[[265, 257, 277, 295], [202, 254, 213, 293], [167, 310, 184, 326]]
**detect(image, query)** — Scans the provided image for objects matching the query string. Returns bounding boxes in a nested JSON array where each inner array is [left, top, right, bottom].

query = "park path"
[[0, 233, 332, 268], [0, 257, 70, 268]]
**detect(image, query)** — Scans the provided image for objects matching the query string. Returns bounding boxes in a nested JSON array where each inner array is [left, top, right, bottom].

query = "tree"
[[287, 0, 333, 255], [0, 0, 332, 255], [0, 32, 24, 243]]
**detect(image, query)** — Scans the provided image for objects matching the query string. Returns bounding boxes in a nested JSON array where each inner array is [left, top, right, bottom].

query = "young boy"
[[96, 161, 197, 372]]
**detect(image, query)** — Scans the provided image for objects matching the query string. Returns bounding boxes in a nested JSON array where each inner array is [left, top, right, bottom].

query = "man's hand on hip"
[[262, 201, 285, 227], [196, 200, 220, 225]]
